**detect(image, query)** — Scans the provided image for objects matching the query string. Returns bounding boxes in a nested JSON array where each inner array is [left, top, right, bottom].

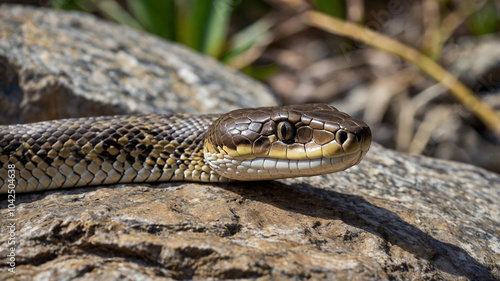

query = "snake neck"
[[0, 114, 228, 193], [167, 131, 228, 183]]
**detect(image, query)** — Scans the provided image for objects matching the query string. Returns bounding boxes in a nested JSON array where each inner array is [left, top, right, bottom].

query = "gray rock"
[[0, 5, 499, 281], [0, 4, 277, 125]]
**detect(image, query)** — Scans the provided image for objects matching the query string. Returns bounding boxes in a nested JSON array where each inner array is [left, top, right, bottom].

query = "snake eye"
[[277, 121, 295, 142]]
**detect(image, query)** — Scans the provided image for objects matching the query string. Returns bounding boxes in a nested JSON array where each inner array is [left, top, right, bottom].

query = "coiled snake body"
[[0, 104, 371, 193]]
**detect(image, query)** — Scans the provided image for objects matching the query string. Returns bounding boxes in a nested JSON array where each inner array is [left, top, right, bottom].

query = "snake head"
[[203, 104, 371, 181]]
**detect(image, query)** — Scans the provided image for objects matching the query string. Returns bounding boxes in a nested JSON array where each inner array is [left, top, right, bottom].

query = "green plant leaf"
[[312, 0, 345, 19], [127, 0, 176, 40], [222, 15, 276, 64], [241, 64, 280, 81], [201, 0, 234, 57], [469, 0, 500, 35], [93, 0, 144, 30]]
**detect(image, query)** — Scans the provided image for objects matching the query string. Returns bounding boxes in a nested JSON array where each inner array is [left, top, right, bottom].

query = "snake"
[[0, 104, 371, 194]]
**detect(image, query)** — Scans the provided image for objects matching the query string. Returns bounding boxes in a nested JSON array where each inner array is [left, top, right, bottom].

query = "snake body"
[[0, 104, 371, 193]]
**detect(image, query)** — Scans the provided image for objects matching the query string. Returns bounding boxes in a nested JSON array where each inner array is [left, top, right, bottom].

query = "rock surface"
[[0, 5, 499, 281], [0, 5, 277, 125]]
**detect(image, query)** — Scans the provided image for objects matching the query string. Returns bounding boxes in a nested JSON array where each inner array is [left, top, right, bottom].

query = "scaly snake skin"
[[0, 104, 371, 193]]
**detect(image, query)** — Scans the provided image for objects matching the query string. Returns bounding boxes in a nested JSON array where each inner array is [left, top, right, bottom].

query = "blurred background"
[[2, 0, 500, 173]]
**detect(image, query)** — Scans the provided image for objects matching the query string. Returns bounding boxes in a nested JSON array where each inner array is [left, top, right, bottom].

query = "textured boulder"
[[0, 5, 499, 281], [0, 5, 277, 125]]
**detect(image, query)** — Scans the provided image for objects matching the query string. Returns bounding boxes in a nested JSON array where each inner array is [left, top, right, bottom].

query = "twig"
[[303, 10, 500, 137]]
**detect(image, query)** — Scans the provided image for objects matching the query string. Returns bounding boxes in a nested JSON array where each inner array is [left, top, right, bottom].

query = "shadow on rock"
[[223, 180, 497, 281]]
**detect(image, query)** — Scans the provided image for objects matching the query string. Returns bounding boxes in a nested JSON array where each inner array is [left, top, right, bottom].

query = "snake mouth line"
[[208, 150, 364, 181]]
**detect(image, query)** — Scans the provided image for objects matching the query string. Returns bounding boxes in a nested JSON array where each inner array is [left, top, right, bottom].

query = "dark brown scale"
[[37, 149, 48, 159], [269, 111, 281, 121], [125, 154, 136, 164], [287, 111, 302, 123], [140, 145, 154, 157], [136, 143, 146, 151], [2, 133, 13, 143], [102, 138, 117, 148], [313, 130, 335, 145], [89, 135, 103, 146], [215, 131, 225, 148], [110, 133, 123, 140], [42, 132, 52, 138], [195, 136, 205, 149], [301, 115, 312, 124], [66, 128, 76, 136], [82, 131, 95, 141], [41, 153, 56, 166], [253, 137, 271, 155], [136, 154, 148, 163], [175, 136, 186, 143], [133, 132, 145, 141], [241, 130, 261, 141], [103, 128, 115, 135], [52, 130, 64, 138], [309, 119, 324, 130], [234, 117, 251, 124], [30, 143, 41, 154], [125, 132, 136, 139], [172, 150, 182, 158], [232, 135, 251, 148], [70, 146, 87, 160], [296, 127, 313, 144], [226, 122, 235, 131], [124, 141, 138, 150], [76, 138, 89, 147], [247, 111, 270, 123], [58, 134, 70, 143], [340, 120, 359, 129], [117, 128, 128, 135], [19, 150, 33, 165], [86, 127, 99, 134], [47, 136, 58, 145], [235, 123, 248, 131], [248, 122, 262, 132], [260, 121, 276, 136], [76, 127, 88, 134]]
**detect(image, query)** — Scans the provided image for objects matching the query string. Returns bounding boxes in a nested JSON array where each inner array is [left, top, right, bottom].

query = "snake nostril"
[[336, 130, 348, 145]]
